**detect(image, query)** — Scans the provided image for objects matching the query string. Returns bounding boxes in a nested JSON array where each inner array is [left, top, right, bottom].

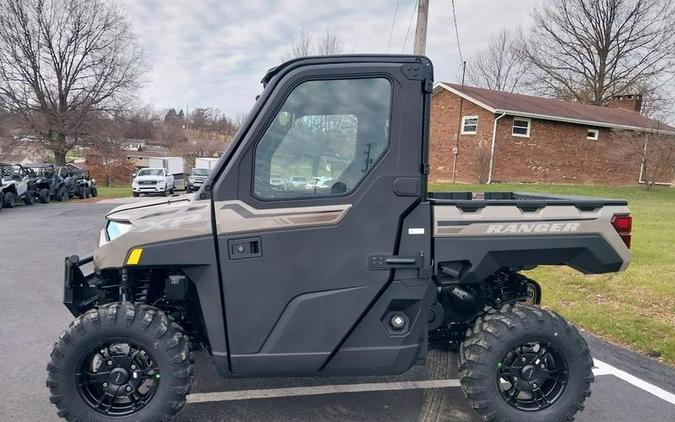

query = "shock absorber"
[[134, 272, 152, 303]]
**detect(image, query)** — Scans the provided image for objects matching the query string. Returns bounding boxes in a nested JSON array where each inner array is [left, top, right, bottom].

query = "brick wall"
[[429, 89, 675, 185], [429, 89, 495, 183]]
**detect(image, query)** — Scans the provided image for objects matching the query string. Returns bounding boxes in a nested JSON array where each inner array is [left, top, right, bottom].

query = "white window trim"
[[512, 117, 531, 138], [587, 128, 599, 140], [461, 115, 478, 135]]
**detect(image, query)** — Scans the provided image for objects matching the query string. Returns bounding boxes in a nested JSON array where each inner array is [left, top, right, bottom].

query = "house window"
[[461, 116, 478, 134], [512, 118, 531, 137], [587, 128, 599, 140]]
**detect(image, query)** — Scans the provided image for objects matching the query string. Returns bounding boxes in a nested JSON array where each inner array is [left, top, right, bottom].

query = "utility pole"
[[413, 0, 429, 55]]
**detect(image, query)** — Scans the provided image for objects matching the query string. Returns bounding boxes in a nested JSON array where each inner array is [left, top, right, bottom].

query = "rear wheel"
[[47, 302, 192, 421], [4, 191, 16, 208], [39, 188, 51, 203], [459, 304, 593, 422]]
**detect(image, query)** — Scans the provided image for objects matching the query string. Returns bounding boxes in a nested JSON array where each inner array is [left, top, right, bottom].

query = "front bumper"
[[132, 185, 166, 193], [63, 254, 101, 317]]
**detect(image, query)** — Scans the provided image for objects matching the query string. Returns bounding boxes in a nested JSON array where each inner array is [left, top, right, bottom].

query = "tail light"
[[611, 214, 632, 248]]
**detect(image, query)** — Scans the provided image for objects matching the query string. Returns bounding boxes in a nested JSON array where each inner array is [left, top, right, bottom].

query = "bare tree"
[[0, 0, 144, 165], [466, 29, 527, 93], [522, 0, 675, 105], [283, 28, 343, 60]]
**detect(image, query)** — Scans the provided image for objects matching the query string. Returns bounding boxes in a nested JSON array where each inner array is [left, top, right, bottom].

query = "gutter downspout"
[[487, 112, 507, 184], [638, 132, 672, 186]]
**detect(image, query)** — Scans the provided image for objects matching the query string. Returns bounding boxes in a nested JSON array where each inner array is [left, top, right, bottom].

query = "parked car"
[[0, 163, 35, 207], [269, 174, 287, 191], [24, 163, 67, 203], [187, 167, 210, 192], [131, 167, 174, 197], [288, 175, 308, 189], [305, 176, 334, 192]]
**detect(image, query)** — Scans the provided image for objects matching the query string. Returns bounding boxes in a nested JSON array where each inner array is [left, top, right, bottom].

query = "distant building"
[[430, 83, 675, 185]]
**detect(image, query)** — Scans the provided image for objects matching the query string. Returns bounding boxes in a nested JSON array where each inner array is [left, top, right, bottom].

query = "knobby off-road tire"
[[459, 303, 593, 422], [47, 302, 193, 422], [24, 191, 34, 205], [39, 188, 51, 203], [4, 191, 16, 208]]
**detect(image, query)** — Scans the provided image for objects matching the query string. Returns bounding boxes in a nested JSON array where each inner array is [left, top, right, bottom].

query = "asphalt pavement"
[[1, 200, 673, 422]]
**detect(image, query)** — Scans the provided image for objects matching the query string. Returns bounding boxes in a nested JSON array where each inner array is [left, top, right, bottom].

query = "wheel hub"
[[109, 367, 129, 385]]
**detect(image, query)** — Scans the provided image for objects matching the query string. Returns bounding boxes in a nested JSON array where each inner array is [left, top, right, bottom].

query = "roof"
[[434, 82, 675, 135]]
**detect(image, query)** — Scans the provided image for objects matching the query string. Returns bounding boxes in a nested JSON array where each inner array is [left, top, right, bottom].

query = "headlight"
[[106, 220, 132, 241]]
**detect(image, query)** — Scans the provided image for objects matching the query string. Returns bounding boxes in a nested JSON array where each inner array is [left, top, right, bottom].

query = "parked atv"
[[25, 163, 67, 203], [49, 56, 632, 422], [0, 163, 35, 207], [58, 164, 97, 199]]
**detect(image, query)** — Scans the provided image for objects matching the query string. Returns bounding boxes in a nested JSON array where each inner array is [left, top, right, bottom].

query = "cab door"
[[211, 58, 431, 375]]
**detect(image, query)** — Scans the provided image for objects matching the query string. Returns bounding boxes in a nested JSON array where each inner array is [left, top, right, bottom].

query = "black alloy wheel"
[[496, 342, 569, 411], [76, 341, 160, 417]]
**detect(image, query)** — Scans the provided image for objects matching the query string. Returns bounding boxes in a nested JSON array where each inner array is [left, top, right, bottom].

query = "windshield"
[[137, 168, 164, 176], [192, 168, 210, 176]]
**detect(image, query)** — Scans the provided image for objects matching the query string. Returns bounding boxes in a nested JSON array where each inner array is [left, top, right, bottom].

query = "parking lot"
[[1, 200, 673, 422]]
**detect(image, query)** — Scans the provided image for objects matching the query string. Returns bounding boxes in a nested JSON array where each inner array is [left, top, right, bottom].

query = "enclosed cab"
[[49, 56, 631, 422]]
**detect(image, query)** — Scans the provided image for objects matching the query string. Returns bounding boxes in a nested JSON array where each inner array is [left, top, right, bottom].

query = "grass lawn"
[[430, 183, 675, 364], [96, 185, 133, 199]]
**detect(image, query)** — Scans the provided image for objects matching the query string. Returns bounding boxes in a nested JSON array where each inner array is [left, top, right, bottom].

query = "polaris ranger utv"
[[48, 56, 632, 422]]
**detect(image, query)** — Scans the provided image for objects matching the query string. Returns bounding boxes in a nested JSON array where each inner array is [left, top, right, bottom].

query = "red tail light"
[[611, 214, 632, 248]]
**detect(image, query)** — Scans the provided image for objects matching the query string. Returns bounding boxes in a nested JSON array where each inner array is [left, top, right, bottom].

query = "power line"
[[451, 0, 464, 62], [402, 0, 418, 53], [386, 0, 401, 53]]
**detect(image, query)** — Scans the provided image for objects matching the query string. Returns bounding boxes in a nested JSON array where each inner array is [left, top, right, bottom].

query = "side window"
[[253, 78, 392, 200]]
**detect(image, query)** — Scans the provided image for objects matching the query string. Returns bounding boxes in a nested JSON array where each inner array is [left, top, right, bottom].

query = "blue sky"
[[121, 0, 543, 117]]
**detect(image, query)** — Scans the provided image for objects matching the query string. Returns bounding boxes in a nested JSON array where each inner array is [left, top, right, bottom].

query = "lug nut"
[[126, 386, 133, 392], [102, 382, 108, 388], [522, 357, 527, 362], [541, 364, 546, 369], [532, 383, 538, 389], [130, 364, 136, 370], [513, 377, 519, 381], [107, 360, 113, 366]]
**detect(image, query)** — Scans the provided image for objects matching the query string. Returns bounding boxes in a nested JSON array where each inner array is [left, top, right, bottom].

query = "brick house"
[[430, 83, 675, 185]]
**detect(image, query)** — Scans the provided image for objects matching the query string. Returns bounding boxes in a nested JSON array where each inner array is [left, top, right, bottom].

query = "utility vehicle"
[[59, 164, 98, 199], [26, 163, 68, 203], [48, 56, 632, 422], [0, 163, 34, 207]]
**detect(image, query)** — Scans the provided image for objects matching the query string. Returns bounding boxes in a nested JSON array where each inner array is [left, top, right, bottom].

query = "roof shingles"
[[438, 82, 675, 134]]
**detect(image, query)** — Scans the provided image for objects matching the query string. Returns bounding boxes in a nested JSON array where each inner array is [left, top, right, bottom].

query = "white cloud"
[[120, 0, 544, 117]]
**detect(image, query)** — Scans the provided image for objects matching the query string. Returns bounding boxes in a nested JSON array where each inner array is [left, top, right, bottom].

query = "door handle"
[[228, 237, 262, 260]]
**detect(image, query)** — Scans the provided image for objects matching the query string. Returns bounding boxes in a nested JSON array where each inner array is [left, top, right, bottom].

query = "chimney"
[[608, 94, 642, 113]]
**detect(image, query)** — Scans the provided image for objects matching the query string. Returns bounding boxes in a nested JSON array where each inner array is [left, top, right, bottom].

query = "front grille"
[[139, 180, 157, 185]]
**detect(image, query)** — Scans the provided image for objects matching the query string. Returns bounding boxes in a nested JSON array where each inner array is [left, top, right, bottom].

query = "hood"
[[134, 175, 165, 182], [95, 196, 211, 270], [106, 196, 190, 220]]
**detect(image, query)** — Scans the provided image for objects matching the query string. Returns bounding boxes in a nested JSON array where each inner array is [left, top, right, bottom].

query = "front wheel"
[[90, 187, 98, 197], [4, 191, 16, 208], [459, 303, 593, 422], [47, 303, 193, 421]]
